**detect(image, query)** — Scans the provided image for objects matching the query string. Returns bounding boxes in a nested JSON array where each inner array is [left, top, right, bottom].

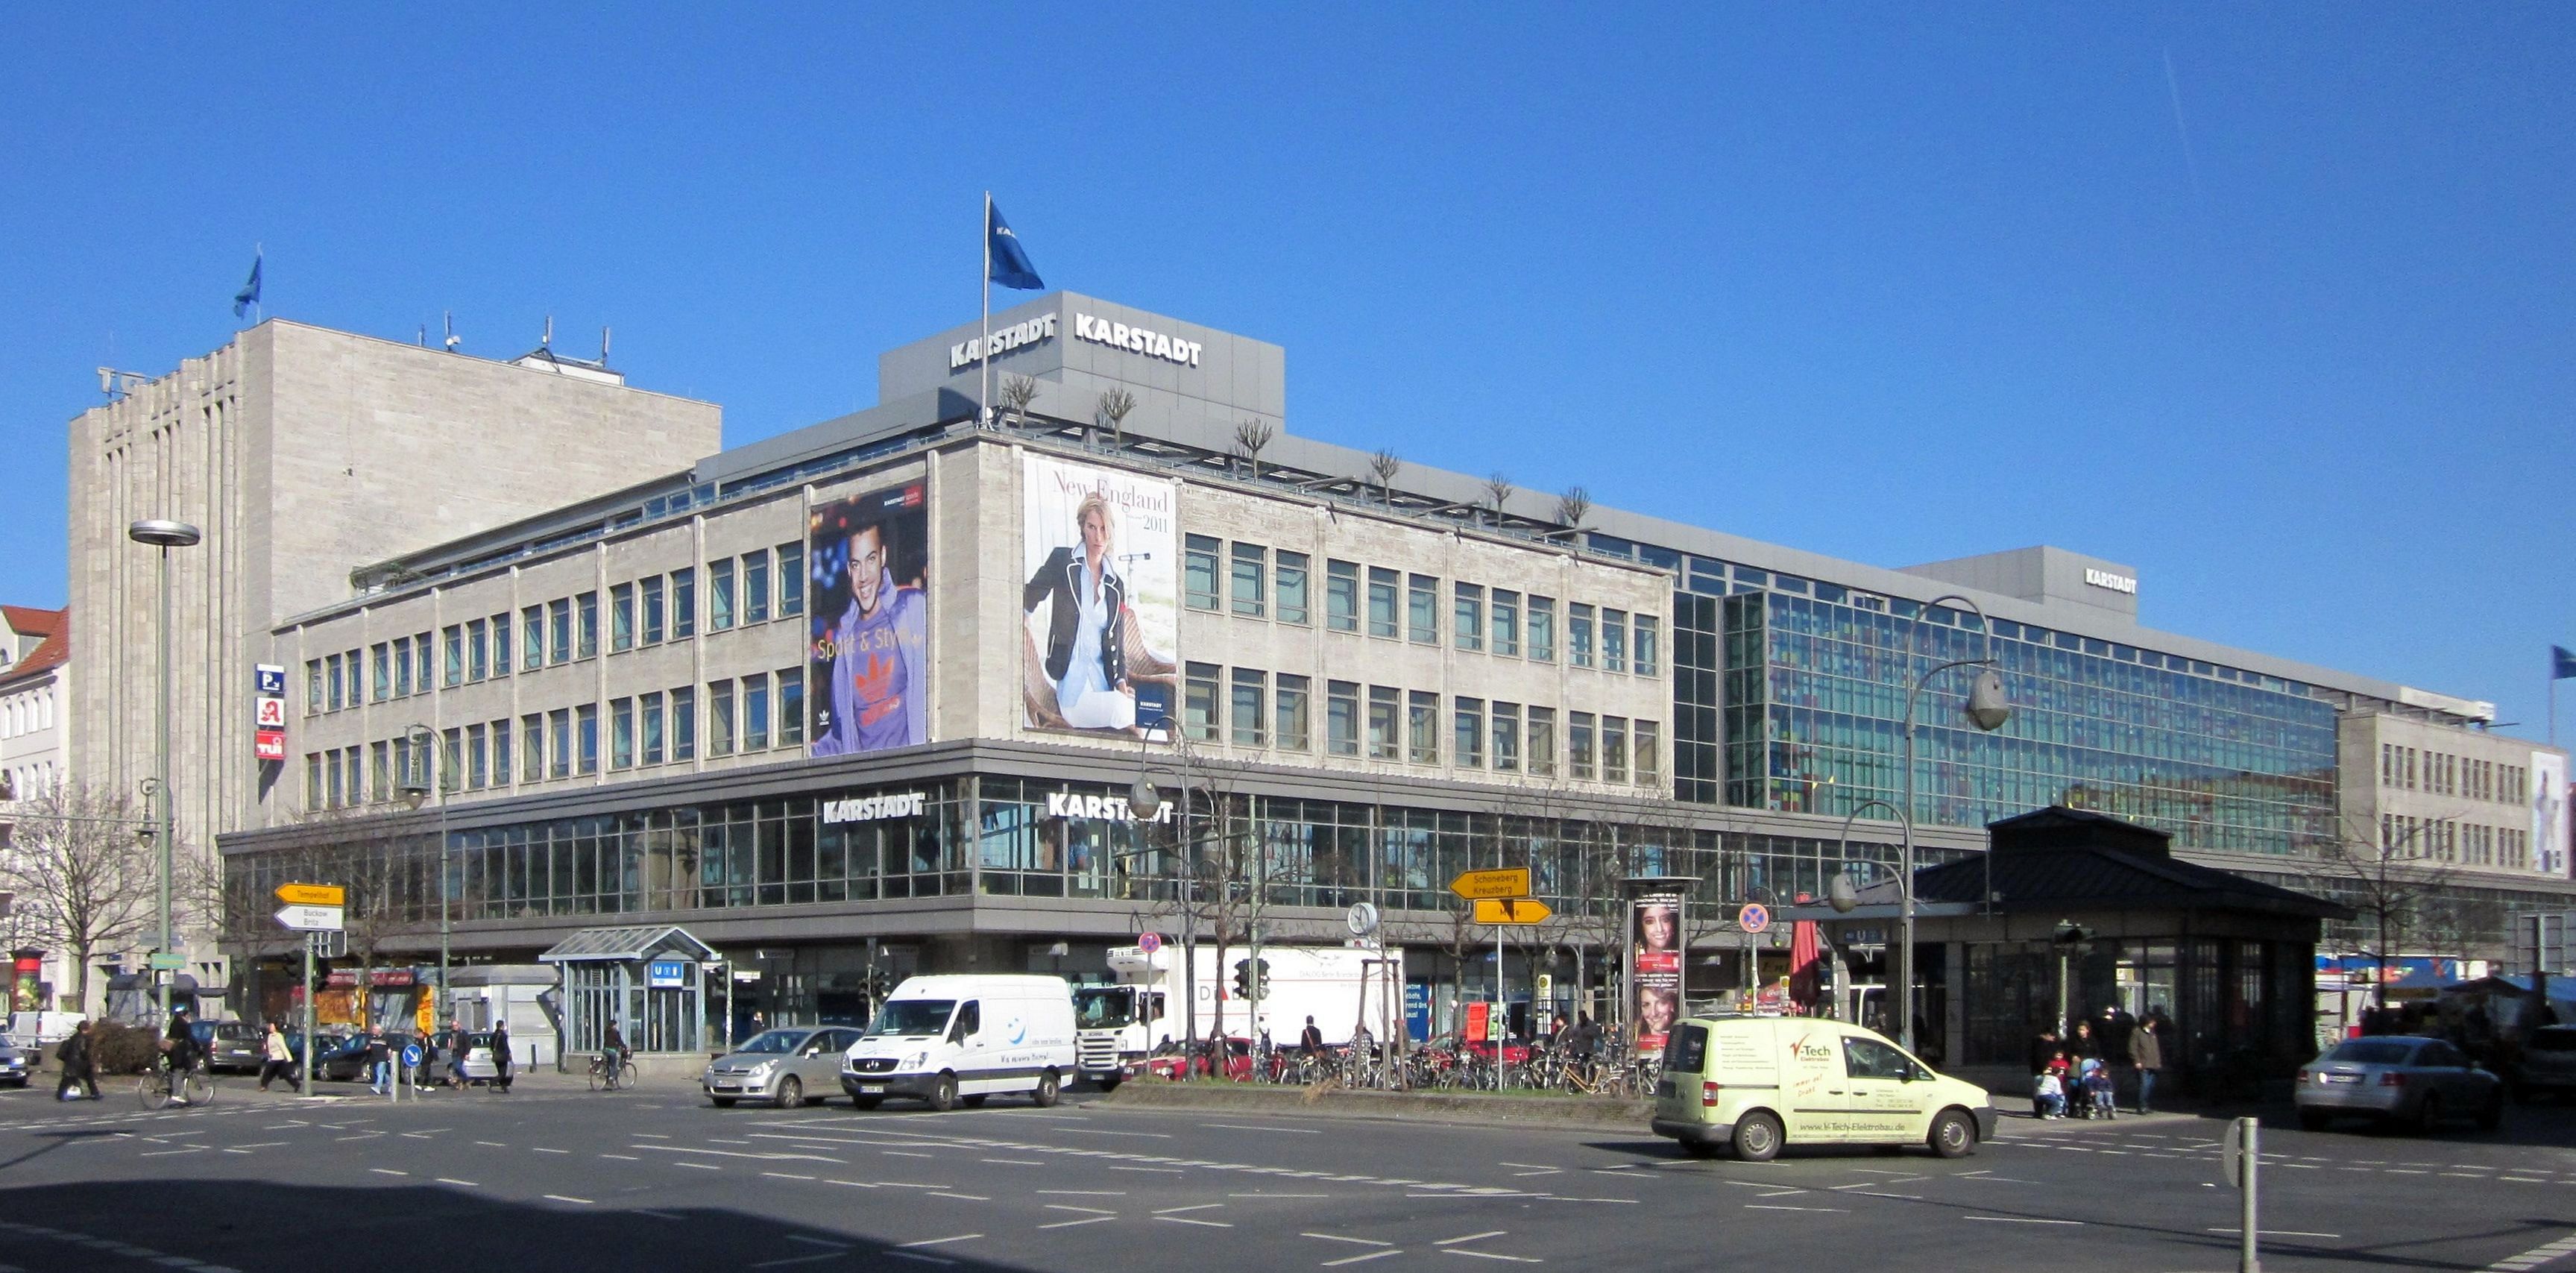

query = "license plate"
[[856, 1082, 886, 1093], [2323, 1073, 2361, 1085]]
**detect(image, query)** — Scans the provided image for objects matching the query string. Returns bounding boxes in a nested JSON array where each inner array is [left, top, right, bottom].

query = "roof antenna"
[[541, 315, 553, 349], [599, 326, 611, 366], [417, 324, 426, 348], [443, 312, 461, 353]]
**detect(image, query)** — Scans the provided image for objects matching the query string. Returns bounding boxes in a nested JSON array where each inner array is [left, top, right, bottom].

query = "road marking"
[[897, 1235, 981, 1249], [139, 1148, 204, 1157], [1157, 1216, 1234, 1228], [1039, 1216, 1118, 1229], [1069, 1128, 1171, 1137], [368, 1169, 409, 1177], [1443, 1253, 1539, 1264], [982, 1157, 1044, 1165], [887, 1255, 953, 1267], [1965, 1217, 2083, 1225], [602, 1154, 640, 1160], [635, 1132, 670, 1138], [532, 1147, 568, 1154], [1746, 1204, 1847, 1213], [1111, 1165, 1182, 1174], [1157, 1204, 1227, 1215], [1204, 1123, 1323, 1134], [2483, 1230, 2576, 1272], [2208, 1228, 2341, 1239], [1435, 1232, 1509, 1246], [763, 1172, 815, 1181], [930, 1192, 990, 1201], [1234, 1192, 1332, 1198], [885, 1151, 936, 1158], [474, 1140, 506, 1147], [1048, 1205, 1118, 1216], [1323, 1253, 1404, 1268], [787, 1236, 852, 1250], [543, 1195, 593, 1205], [675, 1162, 720, 1171], [435, 1178, 477, 1187]]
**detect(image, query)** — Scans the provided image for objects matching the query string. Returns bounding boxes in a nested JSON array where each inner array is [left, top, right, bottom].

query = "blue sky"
[[4, 7, 2571, 739]]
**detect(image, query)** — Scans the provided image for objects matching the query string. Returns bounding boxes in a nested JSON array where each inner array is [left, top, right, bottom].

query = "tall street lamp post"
[[1887, 594, 2012, 1054], [128, 518, 201, 1024], [396, 723, 447, 1028]]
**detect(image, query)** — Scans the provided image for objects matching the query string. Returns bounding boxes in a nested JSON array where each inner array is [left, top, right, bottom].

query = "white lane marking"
[[1038, 1190, 1127, 1196], [474, 1141, 506, 1148], [1746, 1204, 1847, 1213], [1435, 1232, 1508, 1247], [897, 1235, 982, 1249], [601, 1154, 640, 1161], [675, 1162, 720, 1171], [2207, 1228, 2341, 1239], [1234, 1192, 1332, 1198], [929, 1192, 990, 1201], [1203, 1123, 1322, 1134], [749, 1255, 842, 1270], [1442, 1253, 1540, 1265], [1306, 1234, 1394, 1247], [1038, 1216, 1118, 1229], [887, 1255, 953, 1267], [1323, 1253, 1404, 1268], [435, 1178, 478, 1187], [763, 1172, 815, 1181], [982, 1158, 1044, 1165], [532, 1147, 568, 1154], [544, 1195, 593, 1205], [885, 1151, 935, 1158], [786, 1236, 851, 1250], [2481, 1230, 2576, 1273], [1965, 1217, 2083, 1225], [368, 1169, 409, 1177], [1156, 1204, 1226, 1215], [1069, 1128, 1172, 1137], [1157, 1216, 1235, 1228]]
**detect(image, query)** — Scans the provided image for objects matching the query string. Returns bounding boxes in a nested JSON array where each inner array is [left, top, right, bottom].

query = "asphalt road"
[[0, 1075, 2570, 1273]]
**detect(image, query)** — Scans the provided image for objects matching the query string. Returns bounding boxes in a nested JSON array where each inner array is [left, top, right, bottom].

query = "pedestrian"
[[258, 1018, 300, 1093], [2034, 1050, 2070, 1119], [364, 1028, 391, 1096], [2027, 1024, 2061, 1103], [490, 1020, 514, 1093], [2127, 1008, 2164, 1114], [447, 1020, 470, 1089], [2080, 1057, 2116, 1119], [2068, 1018, 2098, 1069], [55, 1021, 97, 1101], [163, 1008, 201, 1106]]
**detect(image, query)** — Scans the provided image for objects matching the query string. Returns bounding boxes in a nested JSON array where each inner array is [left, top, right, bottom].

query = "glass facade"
[[1717, 590, 2338, 855]]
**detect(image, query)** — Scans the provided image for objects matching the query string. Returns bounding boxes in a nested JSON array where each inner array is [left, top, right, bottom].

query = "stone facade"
[[2337, 709, 2569, 878]]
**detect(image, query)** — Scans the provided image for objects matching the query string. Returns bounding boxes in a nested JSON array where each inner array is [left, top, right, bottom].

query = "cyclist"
[[602, 1022, 633, 1080], [162, 1008, 202, 1106]]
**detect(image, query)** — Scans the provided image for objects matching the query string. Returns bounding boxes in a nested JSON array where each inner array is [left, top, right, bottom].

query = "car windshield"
[[2327, 1040, 2421, 1066], [1073, 987, 1134, 1030], [866, 1001, 957, 1037], [734, 1029, 815, 1054]]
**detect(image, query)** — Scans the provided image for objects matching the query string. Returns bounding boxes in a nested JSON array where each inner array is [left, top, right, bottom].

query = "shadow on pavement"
[[0, 1178, 1041, 1273]]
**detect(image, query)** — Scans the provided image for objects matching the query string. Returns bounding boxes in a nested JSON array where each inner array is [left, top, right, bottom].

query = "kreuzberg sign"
[[951, 314, 1059, 369], [821, 792, 928, 825], [1072, 312, 1203, 368]]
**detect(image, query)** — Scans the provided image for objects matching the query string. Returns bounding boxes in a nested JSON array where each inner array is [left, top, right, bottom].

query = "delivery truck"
[[1073, 943, 1404, 1089]]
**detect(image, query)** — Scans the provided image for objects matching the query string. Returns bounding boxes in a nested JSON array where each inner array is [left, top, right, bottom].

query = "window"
[[711, 559, 737, 630], [1636, 720, 1662, 784], [305, 752, 321, 810], [576, 704, 599, 774], [611, 583, 635, 652], [1455, 584, 1484, 652], [1602, 716, 1628, 782], [611, 698, 635, 770], [1602, 609, 1626, 673], [371, 644, 389, 701], [1328, 681, 1361, 756], [1493, 702, 1522, 773], [1454, 697, 1485, 767], [576, 591, 599, 658], [745, 550, 771, 623], [1185, 535, 1221, 610], [445, 626, 467, 686], [442, 728, 462, 791], [777, 543, 804, 617], [744, 673, 771, 749], [1276, 674, 1311, 751], [549, 599, 572, 664], [327, 653, 346, 709], [522, 715, 544, 782], [1569, 604, 1596, 668], [549, 709, 572, 779], [1635, 615, 1660, 676], [306, 660, 323, 714], [522, 606, 544, 671], [1408, 691, 1440, 764], [673, 686, 696, 761], [1227, 668, 1267, 745], [672, 567, 696, 639], [490, 717, 511, 784], [1326, 560, 1360, 632], [1407, 575, 1438, 644], [1492, 590, 1520, 657], [1528, 706, 1557, 777], [1231, 543, 1267, 617], [1367, 568, 1399, 638], [1276, 552, 1310, 626], [345, 747, 363, 805], [467, 619, 489, 680], [370, 741, 390, 801], [1367, 686, 1400, 760], [1570, 711, 1596, 779], [467, 723, 489, 790], [1528, 597, 1556, 662], [1185, 663, 1221, 741], [394, 637, 415, 697], [778, 667, 804, 746], [642, 691, 666, 764], [711, 681, 736, 755], [490, 613, 511, 676], [392, 735, 414, 795], [642, 576, 666, 645], [327, 751, 344, 808]]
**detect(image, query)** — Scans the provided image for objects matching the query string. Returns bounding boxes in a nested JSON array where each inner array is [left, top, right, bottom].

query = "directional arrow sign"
[[276, 883, 345, 907], [274, 905, 345, 932], [1474, 896, 1552, 925], [1449, 867, 1531, 900]]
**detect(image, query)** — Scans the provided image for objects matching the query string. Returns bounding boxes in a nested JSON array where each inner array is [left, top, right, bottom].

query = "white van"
[[6, 1011, 86, 1054], [1650, 1016, 1997, 1160], [840, 975, 1077, 1112]]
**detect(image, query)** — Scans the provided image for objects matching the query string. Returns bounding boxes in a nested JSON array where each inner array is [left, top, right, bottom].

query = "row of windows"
[[1176, 662, 1663, 785], [1180, 537, 1660, 676], [303, 670, 810, 810], [0, 688, 52, 740], [2381, 743, 2527, 805], [2381, 812, 2534, 870]]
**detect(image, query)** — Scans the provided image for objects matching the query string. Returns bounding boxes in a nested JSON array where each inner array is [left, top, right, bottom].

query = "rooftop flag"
[[232, 249, 262, 318], [988, 201, 1044, 291], [2554, 645, 2576, 681]]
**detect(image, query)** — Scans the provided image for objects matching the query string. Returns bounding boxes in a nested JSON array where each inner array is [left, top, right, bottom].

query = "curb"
[[1098, 1080, 1653, 1133]]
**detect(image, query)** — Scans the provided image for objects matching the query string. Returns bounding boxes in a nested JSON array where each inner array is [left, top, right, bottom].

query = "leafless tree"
[[2319, 813, 2463, 1010], [1232, 418, 1276, 482], [1553, 485, 1591, 532], [1095, 389, 1137, 450], [996, 374, 1041, 429], [1367, 449, 1401, 506], [1481, 473, 1516, 527], [0, 783, 157, 1015]]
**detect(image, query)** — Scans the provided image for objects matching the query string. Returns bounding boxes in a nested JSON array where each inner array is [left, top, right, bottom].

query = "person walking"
[[447, 1020, 470, 1089], [163, 1009, 202, 1106], [2128, 1010, 2166, 1114], [490, 1020, 514, 1093], [258, 1019, 300, 1093], [2027, 1024, 2062, 1110], [363, 1028, 391, 1096], [55, 1021, 98, 1101]]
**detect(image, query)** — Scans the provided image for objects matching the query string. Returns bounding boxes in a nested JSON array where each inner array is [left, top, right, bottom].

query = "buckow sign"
[[950, 313, 1059, 369], [822, 792, 928, 825], [1072, 312, 1203, 368], [2082, 568, 2138, 595]]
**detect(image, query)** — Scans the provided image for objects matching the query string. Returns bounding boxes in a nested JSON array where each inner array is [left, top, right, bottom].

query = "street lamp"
[[1886, 593, 2012, 1055], [128, 518, 201, 1025], [1127, 725, 1206, 1066], [396, 723, 447, 1031]]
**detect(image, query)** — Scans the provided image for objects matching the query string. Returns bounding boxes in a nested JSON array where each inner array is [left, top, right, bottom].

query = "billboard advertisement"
[[1020, 455, 1177, 739], [1631, 893, 1684, 1052], [809, 479, 930, 755], [2535, 751, 2569, 876]]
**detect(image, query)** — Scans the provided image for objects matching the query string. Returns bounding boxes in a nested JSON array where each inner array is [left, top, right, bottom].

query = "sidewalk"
[[1985, 1089, 2238, 1131]]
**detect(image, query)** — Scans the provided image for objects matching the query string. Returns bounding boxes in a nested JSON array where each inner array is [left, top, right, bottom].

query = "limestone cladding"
[[2336, 710, 2568, 879]]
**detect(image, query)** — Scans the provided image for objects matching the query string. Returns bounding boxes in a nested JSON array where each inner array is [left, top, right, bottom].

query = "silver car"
[[2296, 1035, 2504, 1132], [702, 1028, 861, 1108], [2510, 1025, 2576, 1101]]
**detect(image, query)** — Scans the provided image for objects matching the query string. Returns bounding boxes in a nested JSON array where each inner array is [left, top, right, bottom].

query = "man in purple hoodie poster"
[[813, 521, 926, 755]]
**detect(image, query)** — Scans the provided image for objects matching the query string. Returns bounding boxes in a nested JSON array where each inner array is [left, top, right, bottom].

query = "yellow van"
[[1649, 1016, 1997, 1161]]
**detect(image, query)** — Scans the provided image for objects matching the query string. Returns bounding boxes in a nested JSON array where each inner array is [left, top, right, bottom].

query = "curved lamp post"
[[1126, 717, 1203, 1062], [129, 518, 201, 1025], [396, 723, 449, 1032], [1881, 594, 2012, 1054]]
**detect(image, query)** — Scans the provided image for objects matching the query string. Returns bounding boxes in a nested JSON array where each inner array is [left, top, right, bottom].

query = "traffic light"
[[1232, 959, 1254, 999], [1253, 958, 1272, 1000]]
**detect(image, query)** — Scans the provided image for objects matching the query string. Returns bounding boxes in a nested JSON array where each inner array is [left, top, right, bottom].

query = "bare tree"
[[1232, 418, 1276, 482], [1481, 473, 1516, 527], [2319, 814, 2461, 1010], [1367, 449, 1401, 506], [1095, 389, 1136, 450], [0, 783, 158, 1015], [1553, 485, 1591, 533], [996, 374, 1041, 429]]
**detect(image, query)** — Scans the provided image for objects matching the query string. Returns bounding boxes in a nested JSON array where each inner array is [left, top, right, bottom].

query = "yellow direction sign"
[[275, 883, 344, 907], [1475, 897, 1552, 925], [1450, 867, 1531, 900]]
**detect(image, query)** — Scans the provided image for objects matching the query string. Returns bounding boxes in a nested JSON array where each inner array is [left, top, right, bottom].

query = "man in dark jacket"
[[55, 1022, 97, 1100], [2129, 1013, 2167, 1114], [163, 1010, 201, 1105], [490, 1021, 513, 1093]]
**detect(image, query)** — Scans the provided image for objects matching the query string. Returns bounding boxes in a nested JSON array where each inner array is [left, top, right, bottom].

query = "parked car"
[[199, 1021, 263, 1075], [705, 1027, 863, 1107], [1143, 1036, 1256, 1081], [2510, 1025, 2576, 1101], [0, 1043, 29, 1087], [292, 1030, 368, 1083], [2296, 1035, 2504, 1132], [431, 1029, 502, 1085]]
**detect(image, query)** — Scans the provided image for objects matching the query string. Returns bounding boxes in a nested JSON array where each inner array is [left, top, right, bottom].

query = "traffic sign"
[[148, 952, 185, 972], [402, 1044, 423, 1067], [1474, 897, 1552, 925], [276, 883, 345, 907], [1450, 867, 1532, 900], [1136, 931, 1163, 954], [275, 905, 345, 931], [1737, 902, 1772, 934]]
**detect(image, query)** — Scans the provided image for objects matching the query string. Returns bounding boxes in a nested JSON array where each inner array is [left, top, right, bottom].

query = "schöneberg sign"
[[1072, 312, 1203, 368]]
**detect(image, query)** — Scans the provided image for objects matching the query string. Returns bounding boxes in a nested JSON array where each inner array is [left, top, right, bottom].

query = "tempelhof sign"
[[1072, 312, 1203, 368]]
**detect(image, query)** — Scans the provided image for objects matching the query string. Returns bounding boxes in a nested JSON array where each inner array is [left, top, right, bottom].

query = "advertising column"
[[1631, 894, 1684, 1053]]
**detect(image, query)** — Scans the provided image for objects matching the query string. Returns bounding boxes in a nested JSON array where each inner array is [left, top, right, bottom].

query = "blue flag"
[[233, 251, 262, 318], [2554, 645, 2576, 681], [988, 202, 1043, 291]]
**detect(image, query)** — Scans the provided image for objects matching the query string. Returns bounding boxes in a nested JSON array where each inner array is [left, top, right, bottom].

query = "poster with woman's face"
[[1021, 456, 1177, 740], [1634, 899, 1681, 973], [1631, 893, 1685, 1052]]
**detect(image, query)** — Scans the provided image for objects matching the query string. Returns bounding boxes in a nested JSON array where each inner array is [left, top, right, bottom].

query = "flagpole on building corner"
[[980, 192, 993, 430]]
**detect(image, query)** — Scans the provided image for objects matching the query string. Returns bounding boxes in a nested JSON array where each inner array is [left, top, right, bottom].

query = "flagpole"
[[980, 191, 993, 429]]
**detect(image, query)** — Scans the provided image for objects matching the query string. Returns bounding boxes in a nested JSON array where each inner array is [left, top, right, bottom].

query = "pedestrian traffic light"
[[1253, 958, 1272, 999], [1232, 959, 1254, 999]]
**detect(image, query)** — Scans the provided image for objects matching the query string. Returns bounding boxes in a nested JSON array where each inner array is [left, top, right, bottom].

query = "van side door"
[[950, 1001, 984, 1069], [1839, 1033, 1927, 1141]]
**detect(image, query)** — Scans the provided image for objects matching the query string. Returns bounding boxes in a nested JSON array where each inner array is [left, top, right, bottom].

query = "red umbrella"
[[1787, 917, 1824, 1013]]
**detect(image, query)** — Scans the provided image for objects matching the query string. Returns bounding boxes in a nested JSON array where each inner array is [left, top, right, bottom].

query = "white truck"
[[1074, 943, 1404, 1089]]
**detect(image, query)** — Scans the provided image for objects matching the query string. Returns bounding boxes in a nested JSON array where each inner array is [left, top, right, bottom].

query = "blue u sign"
[[647, 960, 687, 988]]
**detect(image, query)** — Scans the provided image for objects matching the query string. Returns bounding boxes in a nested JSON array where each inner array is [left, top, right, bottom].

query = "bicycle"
[[586, 1051, 637, 1092], [139, 1057, 214, 1110]]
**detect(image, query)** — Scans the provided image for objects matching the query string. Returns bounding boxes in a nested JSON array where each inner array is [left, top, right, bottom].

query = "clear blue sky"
[[4, 7, 2571, 739]]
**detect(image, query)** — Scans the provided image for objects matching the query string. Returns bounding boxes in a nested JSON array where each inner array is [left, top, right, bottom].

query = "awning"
[[536, 925, 715, 964]]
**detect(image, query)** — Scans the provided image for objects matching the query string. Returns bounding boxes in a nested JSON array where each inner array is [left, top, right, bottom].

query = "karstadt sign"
[[1072, 312, 1203, 368]]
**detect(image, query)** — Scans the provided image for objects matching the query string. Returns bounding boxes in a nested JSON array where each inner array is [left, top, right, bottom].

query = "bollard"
[[2238, 1116, 2260, 1273]]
